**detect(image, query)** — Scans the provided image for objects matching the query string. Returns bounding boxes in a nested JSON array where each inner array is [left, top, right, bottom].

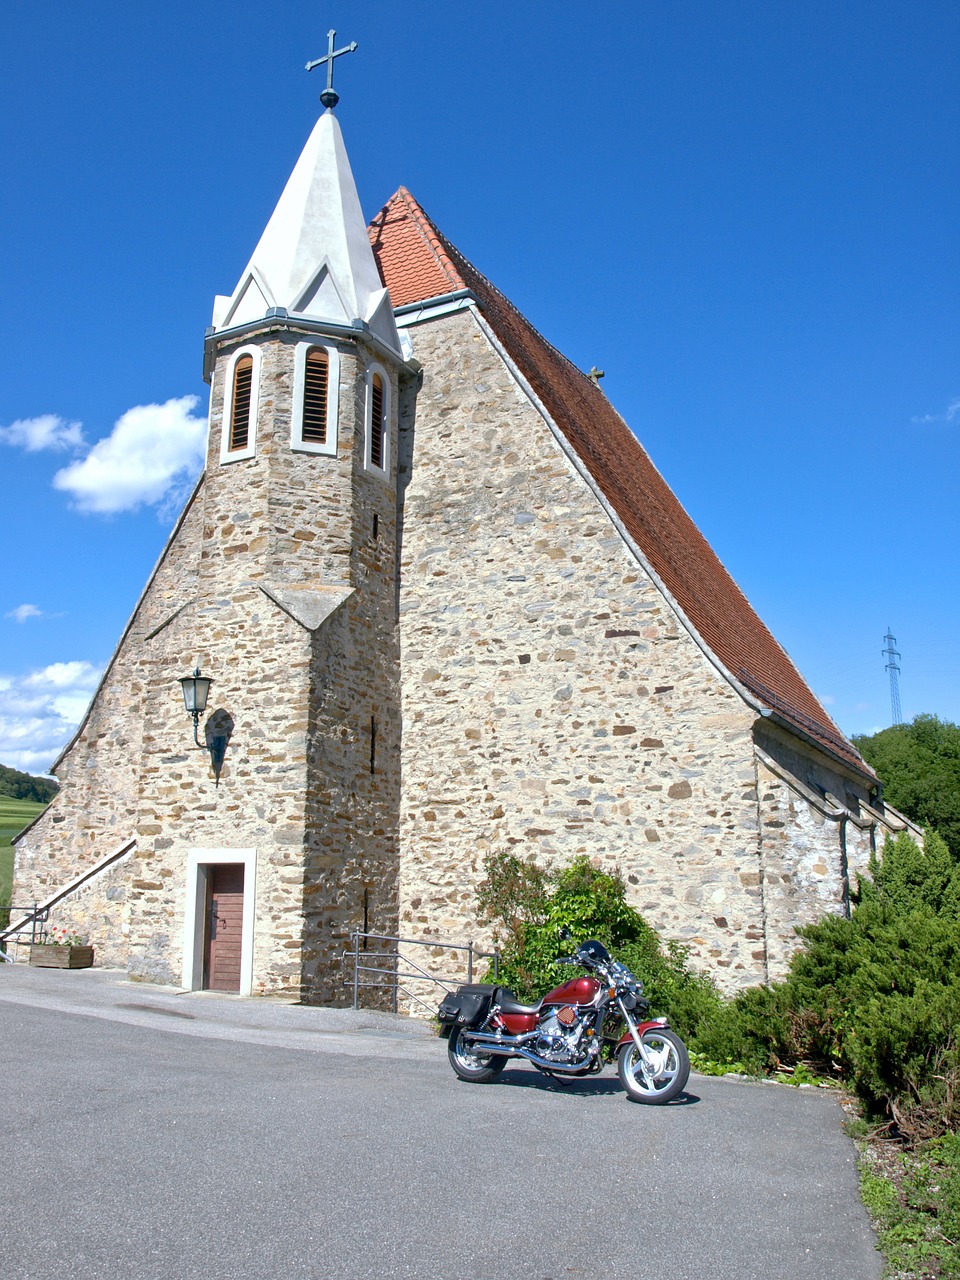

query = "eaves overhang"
[[203, 310, 410, 384]]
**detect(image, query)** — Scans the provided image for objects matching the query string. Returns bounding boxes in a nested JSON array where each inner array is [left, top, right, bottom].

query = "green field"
[[0, 797, 46, 905]]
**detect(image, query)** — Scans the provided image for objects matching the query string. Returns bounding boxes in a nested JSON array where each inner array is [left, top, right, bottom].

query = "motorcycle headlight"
[[621, 991, 637, 1010]]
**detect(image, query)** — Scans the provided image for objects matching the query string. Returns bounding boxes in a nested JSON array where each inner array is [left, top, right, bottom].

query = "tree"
[[0, 764, 58, 804], [853, 714, 960, 858]]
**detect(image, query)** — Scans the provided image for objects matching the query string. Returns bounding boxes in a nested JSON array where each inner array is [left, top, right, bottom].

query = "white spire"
[[212, 111, 400, 357]]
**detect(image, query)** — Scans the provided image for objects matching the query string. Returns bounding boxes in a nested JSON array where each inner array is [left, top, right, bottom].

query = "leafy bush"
[[477, 851, 727, 1045]]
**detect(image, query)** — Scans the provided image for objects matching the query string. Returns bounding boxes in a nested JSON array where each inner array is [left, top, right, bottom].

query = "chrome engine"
[[535, 1006, 588, 1062]]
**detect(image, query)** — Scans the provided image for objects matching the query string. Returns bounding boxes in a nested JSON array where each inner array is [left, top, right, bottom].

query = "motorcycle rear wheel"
[[617, 1028, 690, 1104], [447, 1026, 508, 1083]]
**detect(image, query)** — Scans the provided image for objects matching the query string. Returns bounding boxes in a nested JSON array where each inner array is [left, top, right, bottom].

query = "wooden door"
[[203, 863, 244, 992]]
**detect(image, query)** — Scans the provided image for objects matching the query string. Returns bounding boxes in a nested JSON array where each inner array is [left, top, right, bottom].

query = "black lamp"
[[179, 668, 212, 740], [178, 668, 226, 770]]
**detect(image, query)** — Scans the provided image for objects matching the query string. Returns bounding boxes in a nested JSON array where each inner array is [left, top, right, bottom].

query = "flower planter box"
[[28, 945, 94, 969]]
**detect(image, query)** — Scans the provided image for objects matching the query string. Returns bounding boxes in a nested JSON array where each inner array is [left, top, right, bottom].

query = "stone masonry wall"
[[10, 488, 205, 966], [123, 324, 402, 999], [755, 720, 922, 977], [395, 309, 766, 992], [300, 348, 403, 1003]]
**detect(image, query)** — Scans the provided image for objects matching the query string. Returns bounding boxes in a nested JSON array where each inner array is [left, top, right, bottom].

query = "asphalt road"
[[0, 967, 881, 1280]]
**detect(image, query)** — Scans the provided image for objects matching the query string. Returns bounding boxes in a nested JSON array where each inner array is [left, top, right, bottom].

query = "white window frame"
[[364, 361, 391, 477], [291, 341, 340, 456], [220, 344, 262, 463], [182, 847, 257, 996]]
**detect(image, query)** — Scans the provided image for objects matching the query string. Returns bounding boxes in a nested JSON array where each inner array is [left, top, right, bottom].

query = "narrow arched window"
[[229, 356, 253, 451], [363, 362, 390, 477], [370, 373, 385, 470], [301, 348, 329, 444], [291, 341, 339, 455], [219, 345, 261, 464]]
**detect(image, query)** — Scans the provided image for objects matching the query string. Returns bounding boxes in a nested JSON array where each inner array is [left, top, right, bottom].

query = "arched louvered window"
[[291, 341, 339, 455], [229, 356, 253, 451], [370, 373, 385, 470], [220, 345, 261, 463], [364, 363, 390, 476], [301, 348, 329, 444]]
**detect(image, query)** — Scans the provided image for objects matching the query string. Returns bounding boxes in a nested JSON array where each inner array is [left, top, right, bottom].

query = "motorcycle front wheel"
[[617, 1028, 690, 1104], [447, 1026, 508, 1083]]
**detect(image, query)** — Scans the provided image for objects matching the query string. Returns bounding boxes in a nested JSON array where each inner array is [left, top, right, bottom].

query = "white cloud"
[[912, 396, 960, 426], [53, 395, 207, 515], [0, 660, 103, 772], [6, 604, 42, 623], [23, 661, 101, 690], [0, 414, 84, 452]]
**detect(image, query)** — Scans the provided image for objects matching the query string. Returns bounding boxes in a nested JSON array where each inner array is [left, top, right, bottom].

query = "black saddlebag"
[[436, 983, 499, 1039]]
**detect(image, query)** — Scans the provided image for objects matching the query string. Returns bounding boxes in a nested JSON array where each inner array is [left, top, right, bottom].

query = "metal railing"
[[343, 930, 500, 1015], [0, 903, 50, 963]]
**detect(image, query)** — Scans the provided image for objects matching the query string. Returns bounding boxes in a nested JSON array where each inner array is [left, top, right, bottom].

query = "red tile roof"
[[369, 188, 869, 777]]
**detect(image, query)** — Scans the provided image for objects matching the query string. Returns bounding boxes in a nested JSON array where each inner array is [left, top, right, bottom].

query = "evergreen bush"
[[694, 830, 960, 1136]]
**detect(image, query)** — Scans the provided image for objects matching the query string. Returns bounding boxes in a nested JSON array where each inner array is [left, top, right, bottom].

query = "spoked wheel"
[[617, 1027, 690, 1104], [447, 1026, 508, 1083]]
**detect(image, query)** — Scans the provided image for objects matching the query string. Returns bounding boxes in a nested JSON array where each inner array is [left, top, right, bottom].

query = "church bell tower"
[[140, 38, 412, 1000]]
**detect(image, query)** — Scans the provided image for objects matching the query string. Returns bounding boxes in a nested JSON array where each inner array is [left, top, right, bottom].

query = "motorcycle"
[[437, 938, 690, 1103]]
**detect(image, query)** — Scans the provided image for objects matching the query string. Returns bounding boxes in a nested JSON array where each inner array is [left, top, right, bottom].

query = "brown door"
[[203, 864, 244, 992]]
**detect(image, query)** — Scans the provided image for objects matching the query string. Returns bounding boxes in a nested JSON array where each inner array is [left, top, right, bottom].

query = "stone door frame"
[[182, 848, 257, 995]]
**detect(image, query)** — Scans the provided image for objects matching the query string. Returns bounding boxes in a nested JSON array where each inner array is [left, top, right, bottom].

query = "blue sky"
[[1, 1, 957, 772]]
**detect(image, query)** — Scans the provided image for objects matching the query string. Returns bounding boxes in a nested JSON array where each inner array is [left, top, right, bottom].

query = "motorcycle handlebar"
[[555, 947, 644, 995]]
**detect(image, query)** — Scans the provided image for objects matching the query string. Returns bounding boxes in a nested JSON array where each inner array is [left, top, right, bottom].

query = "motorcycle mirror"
[[558, 927, 573, 941]]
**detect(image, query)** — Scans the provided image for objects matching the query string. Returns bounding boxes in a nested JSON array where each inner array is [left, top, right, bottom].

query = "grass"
[[855, 1129, 960, 1278], [0, 797, 47, 906]]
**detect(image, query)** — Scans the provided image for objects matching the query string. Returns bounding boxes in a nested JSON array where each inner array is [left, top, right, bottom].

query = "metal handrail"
[[343, 930, 500, 1013], [0, 903, 50, 963], [0, 836, 136, 950]]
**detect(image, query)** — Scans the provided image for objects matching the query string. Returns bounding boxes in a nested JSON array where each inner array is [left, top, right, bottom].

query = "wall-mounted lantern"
[[178, 668, 227, 771]]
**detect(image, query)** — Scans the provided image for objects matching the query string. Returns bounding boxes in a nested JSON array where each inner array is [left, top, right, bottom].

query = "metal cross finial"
[[305, 29, 358, 110]]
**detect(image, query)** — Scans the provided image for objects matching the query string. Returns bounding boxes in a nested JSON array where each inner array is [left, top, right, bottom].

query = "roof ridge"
[[416, 201, 596, 389], [369, 188, 464, 297]]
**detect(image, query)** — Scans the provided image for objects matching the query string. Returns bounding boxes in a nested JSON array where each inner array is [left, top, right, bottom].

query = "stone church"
[[7, 93, 915, 1000]]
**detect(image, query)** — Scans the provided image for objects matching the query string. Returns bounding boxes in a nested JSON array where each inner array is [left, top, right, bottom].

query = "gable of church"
[[369, 188, 870, 782]]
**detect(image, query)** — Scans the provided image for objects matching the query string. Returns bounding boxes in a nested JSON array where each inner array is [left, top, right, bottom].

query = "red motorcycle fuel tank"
[[541, 975, 603, 1006]]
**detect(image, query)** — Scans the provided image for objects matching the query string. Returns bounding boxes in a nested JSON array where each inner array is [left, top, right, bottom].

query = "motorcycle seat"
[[496, 988, 541, 1016]]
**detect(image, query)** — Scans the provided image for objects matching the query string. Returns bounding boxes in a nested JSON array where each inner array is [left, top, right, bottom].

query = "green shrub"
[[478, 851, 726, 1042]]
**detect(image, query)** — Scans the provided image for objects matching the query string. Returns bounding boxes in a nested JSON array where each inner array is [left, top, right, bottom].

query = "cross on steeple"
[[305, 29, 358, 110]]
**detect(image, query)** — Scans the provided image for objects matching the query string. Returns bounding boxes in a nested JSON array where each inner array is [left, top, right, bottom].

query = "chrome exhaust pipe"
[[462, 1029, 596, 1073], [465, 1028, 539, 1049]]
